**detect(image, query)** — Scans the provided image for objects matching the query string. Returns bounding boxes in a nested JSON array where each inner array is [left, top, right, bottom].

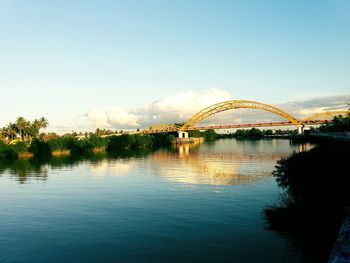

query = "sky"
[[1, 0, 349, 132]]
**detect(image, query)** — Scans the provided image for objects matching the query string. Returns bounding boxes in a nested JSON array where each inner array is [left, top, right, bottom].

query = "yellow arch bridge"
[[142, 100, 349, 134]]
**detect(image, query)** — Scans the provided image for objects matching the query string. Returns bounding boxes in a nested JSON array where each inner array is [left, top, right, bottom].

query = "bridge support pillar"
[[178, 131, 189, 138], [297, 125, 304, 135]]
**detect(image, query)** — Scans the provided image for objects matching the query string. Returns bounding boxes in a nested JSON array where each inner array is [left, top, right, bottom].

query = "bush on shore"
[[0, 140, 30, 159], [28, 139, 51, 156], [319, 115, 350, 132], [106, 134, 157, 152], [264, 142, 350, 262]]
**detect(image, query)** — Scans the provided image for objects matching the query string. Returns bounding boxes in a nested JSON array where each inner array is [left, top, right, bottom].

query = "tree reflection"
[[0, 158, 49, 183], [0, 149, 153, 183], [265, 142, 350, 262]]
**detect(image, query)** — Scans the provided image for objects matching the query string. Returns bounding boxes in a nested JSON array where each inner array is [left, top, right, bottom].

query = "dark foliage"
[[29, 139, 51, 156], [151, 133, 176, 147], [265, 142, 350, 262], [319, 115, 350, 132], [0, 141, 18, 159], [204, 129, 217, 141]]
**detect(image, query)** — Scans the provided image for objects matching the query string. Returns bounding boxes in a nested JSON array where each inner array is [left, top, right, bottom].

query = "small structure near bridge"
[[177, 131, 189, 139]]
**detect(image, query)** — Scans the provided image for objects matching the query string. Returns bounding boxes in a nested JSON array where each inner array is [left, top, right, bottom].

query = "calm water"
[[0, 139, 312, 263]]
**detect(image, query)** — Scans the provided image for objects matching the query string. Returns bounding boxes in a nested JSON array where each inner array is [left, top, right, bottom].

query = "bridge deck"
[[141, 120, 330, 134]]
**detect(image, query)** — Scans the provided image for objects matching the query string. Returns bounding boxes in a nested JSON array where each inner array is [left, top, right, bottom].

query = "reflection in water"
[[0, 158, 48, 183], [0, 149, 153, 183], [148, 140, 313, 186], [0, 139, 314, 187], [90, 159, 136, 176]]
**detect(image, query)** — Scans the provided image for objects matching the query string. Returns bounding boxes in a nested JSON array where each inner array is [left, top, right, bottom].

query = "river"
[[0, 139, 313, 263]]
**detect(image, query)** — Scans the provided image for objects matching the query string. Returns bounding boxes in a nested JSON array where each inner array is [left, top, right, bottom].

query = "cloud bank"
[[85, 88, 233, 129], [278, 96, 349, 118], [83, 88, 349, 130]]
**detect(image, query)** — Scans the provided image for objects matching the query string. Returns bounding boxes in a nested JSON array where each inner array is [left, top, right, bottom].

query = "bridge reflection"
[[145, 140, 313, 186]]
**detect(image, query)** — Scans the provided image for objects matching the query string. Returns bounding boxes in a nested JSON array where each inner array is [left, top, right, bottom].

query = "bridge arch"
[[180, 100, 299, 130]]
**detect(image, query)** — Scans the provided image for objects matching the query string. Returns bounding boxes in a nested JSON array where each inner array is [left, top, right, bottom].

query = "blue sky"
[[1, 0, 349, 131]]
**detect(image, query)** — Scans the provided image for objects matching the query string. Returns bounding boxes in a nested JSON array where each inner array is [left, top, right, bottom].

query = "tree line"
[[319, 115, 350, 132], [189, 128, 276, 140], [1, 117, 48, 142], [0, 117, 176, 159]]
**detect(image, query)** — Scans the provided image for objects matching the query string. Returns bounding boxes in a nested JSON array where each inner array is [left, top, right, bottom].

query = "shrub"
[[64, 136, 84, 155], [0, 141, 17, 158], [204, 129, 217, 141], [29, 138, 51, 156], [265, 142, 350, 262], [107, 134, 136, 152], [189, 130, 203, 138], [11, 141, 28, 153], [319, 115, 350, 132], [47, 137, 67, 152], [151, 133, 175, 147], [85, 134, 109, 148], [248, 128, 262, 138], [132, 134, 153, 149]]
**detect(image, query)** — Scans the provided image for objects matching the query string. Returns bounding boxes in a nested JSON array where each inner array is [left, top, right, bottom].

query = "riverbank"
[[265, 132, 350, 143], [264, 141, 350, 262], [309, 132, 350, 142], [329, 209, 350, 263]]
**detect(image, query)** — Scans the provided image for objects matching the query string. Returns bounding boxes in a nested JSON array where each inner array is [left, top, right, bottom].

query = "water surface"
[[0, 139, 312, 263]]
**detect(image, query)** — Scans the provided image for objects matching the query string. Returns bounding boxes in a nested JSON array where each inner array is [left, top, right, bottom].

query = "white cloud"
[[299, 107, 326, 116], [85, 87, 233, 129], [86, 107, 140, 129], [107, 108, 140, 127], [83, 90, 349, 130], [139, 87, 233, 125], [277, 95, 350, 118], [86, 108, 110, 127]]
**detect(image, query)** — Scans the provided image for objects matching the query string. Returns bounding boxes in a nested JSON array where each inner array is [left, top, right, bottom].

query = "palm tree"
[[26, 117, 49, 141], [38, 117, 48, 129], [16, 117, 29, 140], [2, 123, 18, 141]]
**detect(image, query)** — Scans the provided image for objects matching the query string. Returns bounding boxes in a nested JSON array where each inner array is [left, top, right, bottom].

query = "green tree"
[[132, 134, 153, 148], [28, 138, 51, 156], [27, 117, 49, 139], [248, 128, 262, 138], [166, 134, 176, 144], [107, 134, 136, 152], [235, 129, 249, 138], [12, 141, 28, 153], [189, 130, 203, 138], [263, 129, 273, 136], [204, 129, 217, 141], [319, 114, 350, 132], [1, 123, 18, 141], [15, 117, 30, 140], [1, 117, 48, 142]]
